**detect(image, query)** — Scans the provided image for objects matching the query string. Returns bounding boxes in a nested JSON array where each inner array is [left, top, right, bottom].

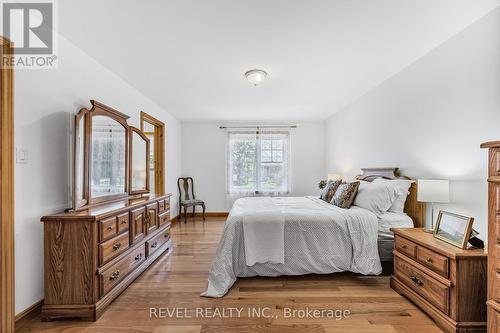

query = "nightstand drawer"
[[394, 256, 450, 314], [395, 236, 417, 259], [416, 246, 449, 278]]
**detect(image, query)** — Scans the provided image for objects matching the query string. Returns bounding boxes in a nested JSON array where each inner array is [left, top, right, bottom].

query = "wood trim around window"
[[140, 111, 165, 195], [0, 36, 14, 333]]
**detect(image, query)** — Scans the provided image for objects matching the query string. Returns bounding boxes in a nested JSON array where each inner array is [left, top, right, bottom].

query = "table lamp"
[[417, 179, 450, 232], [327, 173, 342, 181]]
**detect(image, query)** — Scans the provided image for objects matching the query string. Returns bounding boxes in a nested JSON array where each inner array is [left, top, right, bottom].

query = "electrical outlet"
[[16, 147, 28, 164]]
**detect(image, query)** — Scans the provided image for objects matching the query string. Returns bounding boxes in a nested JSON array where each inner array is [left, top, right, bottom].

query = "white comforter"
[[202, 196, 381, 297], [241, 197, 285, 265]]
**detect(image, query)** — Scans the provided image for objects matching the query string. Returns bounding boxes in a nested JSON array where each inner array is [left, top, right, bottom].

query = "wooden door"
[[130, 207, 146, 243], [0, 37, 14, 333], [140, 112, 165, 195], [146, 203, 158, 234]]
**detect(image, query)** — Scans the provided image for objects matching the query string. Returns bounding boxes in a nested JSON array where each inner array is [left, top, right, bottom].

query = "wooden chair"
[[177, 177, 206, 223]]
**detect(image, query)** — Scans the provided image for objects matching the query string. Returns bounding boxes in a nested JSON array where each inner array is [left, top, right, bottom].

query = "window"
[[227, 130, 289, 194]]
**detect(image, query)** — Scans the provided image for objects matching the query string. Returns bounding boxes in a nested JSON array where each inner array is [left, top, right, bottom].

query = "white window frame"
[[227, 129, 290, 195]]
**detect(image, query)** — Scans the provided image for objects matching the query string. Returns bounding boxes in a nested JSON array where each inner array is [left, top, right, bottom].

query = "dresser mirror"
[[129, 127, 150, 194], [72, 100, 150, 210], [90, 115, 127, 198]]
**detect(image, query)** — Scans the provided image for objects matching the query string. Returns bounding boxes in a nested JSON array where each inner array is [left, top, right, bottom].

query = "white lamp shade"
[[417, 179, 450, 203], [327, 173, 341, 181]]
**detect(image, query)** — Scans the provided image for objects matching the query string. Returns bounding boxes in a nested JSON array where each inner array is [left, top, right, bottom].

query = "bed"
[[202, 168, 425, 297]]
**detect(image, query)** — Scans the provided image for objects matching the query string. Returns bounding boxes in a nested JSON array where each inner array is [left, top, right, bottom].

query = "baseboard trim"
[[171, 212, 229, 223], [15, 299, 43, 329]]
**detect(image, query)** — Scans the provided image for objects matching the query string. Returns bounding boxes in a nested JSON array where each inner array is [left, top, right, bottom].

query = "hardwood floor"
[[17, 217, 443, 332]]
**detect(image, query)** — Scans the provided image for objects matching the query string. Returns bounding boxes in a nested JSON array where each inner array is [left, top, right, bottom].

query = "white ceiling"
[[59, 0, 500, 121]]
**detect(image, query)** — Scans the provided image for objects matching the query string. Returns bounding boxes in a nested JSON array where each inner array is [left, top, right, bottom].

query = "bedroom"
[[1, 0, 500, 332]]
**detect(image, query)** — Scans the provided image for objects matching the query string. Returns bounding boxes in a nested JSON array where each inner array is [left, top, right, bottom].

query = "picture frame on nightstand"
[[433, 210, 474, 249]]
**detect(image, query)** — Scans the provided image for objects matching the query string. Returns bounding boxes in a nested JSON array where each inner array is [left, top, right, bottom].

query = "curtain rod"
[[219, 125, 298, 129]]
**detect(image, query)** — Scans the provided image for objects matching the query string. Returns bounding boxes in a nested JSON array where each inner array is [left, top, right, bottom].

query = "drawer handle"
[[151, 241, 158, 248], [426, 257, 433, 263], [109, 270, 120, 280], [134, 253, 143, 261], [164, 233, 169, 238], [107, 225, 114, 231], [120, 220, 127, 225], [401, 245, 407, 249], [112, 242, 122, 251], [410, 276, 424, 287]]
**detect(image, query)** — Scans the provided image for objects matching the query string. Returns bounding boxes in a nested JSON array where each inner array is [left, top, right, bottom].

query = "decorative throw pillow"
[[325, 179, 342, 202], [320, 180, 342, 202], [332, 181, 360, 208], [319, 180, 333, 201]]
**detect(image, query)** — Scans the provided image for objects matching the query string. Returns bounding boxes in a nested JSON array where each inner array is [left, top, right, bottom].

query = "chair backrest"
[[178, 177, 195, 202]]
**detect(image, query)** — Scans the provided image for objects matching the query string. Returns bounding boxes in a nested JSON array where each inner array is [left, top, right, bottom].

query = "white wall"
[[181, 122, 325, 211], [324, 8, 500, 238], [14, 35, 182, 314]]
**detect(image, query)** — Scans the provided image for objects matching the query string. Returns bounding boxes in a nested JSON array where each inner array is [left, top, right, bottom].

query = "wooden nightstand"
[[390, 228, 487, 333]]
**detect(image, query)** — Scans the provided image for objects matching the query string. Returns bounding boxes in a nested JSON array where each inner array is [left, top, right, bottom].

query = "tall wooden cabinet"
[[481, 141, 500, 332]]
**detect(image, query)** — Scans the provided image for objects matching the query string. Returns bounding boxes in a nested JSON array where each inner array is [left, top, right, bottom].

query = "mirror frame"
[[129, 126, 150, 195], [72, 100, 153, 210], [73, 108, 89, 209]]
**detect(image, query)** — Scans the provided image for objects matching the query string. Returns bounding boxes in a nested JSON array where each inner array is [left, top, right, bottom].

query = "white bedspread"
[[202, 196, 381, 297], [241, 197, 285, 265]]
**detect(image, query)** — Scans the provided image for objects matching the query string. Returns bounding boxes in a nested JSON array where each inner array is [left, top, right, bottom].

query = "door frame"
[[0, 36, 15, 333], [140, 111, 165, 195]]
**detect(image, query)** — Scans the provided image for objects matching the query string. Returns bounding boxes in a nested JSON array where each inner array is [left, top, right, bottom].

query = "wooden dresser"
[[41, 193, 172, 321], [391, 228, 487, 333], [481, 141, 500, 332]]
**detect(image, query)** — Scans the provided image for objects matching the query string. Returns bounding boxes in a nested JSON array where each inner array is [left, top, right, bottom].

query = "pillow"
[[319, 180, 342, 202], [319, 180, 332, 201], [372, 178, 413, 214], [332, 181, 360, 208], [353, 181, 398, 217]]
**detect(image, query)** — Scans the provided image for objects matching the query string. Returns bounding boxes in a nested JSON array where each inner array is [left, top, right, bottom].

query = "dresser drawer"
[[99, 232, 130, 265], [158, 200, 166, 213], [99, 213, 130, 242], [159, 211, 170, 227], [496, 186, 500, 212], [395, 236, 417, 259], [495, 150, 500, 175], [146, 227, 171, 257], [99, 216, 118, 242], [164, 199, 170, 211], [416, 246, 449, 278], [117, 213, 129, 233], [99, 245, 146, 297], [394, 256, 450, 314]]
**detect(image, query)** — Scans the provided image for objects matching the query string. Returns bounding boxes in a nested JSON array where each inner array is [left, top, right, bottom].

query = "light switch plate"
[[16, 147, 28, 164]]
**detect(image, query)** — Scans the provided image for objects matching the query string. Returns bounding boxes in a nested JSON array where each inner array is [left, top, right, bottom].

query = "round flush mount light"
[[244, 69, 268, 86]]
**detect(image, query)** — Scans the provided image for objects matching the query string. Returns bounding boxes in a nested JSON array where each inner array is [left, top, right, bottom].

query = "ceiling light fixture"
[[244, 69, 268, 86]]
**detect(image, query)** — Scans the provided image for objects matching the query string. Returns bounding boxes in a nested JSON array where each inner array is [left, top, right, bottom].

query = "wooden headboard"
[[354, 167, 425, 228]]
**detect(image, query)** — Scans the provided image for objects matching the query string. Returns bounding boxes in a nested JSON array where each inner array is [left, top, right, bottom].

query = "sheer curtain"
[[225, 128, 290, 208]]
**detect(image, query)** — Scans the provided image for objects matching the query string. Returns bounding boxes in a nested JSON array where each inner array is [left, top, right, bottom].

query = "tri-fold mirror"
[[72, 100, 150, 210]]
